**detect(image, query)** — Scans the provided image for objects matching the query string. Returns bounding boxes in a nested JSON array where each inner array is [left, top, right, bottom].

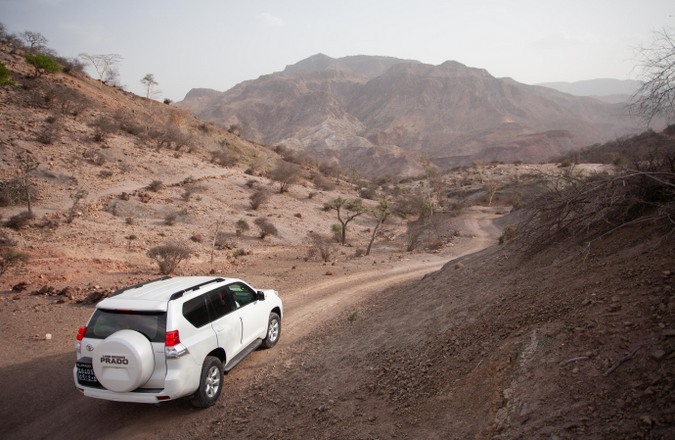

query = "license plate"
[[76, 362, 99, 385]]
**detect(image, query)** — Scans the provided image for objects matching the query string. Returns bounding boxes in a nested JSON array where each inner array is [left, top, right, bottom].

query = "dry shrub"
[[147, 242, 191, 275], [307, 232, 334, 262], [516, 152, 674, 254], [5, 211, 34, 230], [249, 189, 270, 210], [254, 217, 278, 239]]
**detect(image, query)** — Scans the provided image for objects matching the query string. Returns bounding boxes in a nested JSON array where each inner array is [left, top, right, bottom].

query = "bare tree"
[[365, 199, 390, 256], [324, 197, 366, 245], [20, 31, 47, 52], [66, 188, 88, 223], [141, 73, 158, 98], [485, 180, 499, 206], [79, 53, 122, 89], [630, 27, 675, 125], [16, 151, 39, 215]]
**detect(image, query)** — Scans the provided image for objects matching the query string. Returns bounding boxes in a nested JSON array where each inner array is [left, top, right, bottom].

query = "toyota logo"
[[86, 344, 94, 352]]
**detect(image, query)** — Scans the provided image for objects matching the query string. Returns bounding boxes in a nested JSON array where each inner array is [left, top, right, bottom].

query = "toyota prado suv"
[[74, 276, 282, 407]]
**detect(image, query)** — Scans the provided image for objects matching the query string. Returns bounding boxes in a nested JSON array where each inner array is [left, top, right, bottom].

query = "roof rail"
[[109, 276, 172, 297], [169, 277, 224, 301]]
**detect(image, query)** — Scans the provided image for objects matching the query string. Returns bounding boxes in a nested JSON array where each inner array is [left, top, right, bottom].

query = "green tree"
[[324, 197, 366, 245], [25, 54, 61, 77]]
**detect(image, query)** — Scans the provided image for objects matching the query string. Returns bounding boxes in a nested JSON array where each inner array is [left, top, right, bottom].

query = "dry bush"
[[249, 189, 270, 210], [90, 116, 117, 142], [0, 231, 28, 276], [5, 211, 34, 230], [307, 231, 334, 262], [181, 183, 206, 201], [516, 153, 674, 254], [0, 178, 28, 207], [45, 84, 89, 116], [164, 212, 179, 226], [312, 172, 336, 191], [254, 217, 278, 239], [146, 180, 163, 192], [147, 242, 191, 275], [235, 219, 250, 236], [210, 150, 237, 167], [36, 119, 62, 144]]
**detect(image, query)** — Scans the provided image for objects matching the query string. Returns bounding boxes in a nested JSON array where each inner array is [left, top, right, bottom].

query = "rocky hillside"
[[178, 54, 640, 176]]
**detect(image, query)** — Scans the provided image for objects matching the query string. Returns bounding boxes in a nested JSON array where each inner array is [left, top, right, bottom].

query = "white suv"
[[73, 276, 282, 407]]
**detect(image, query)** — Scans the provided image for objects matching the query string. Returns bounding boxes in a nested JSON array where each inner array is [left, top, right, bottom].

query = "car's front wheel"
[[191, 356, 223, 408], [261, 312, 281, 349]]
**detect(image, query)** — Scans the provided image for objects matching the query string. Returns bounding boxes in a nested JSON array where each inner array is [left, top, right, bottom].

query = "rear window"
[[85, 309, 167, 343]]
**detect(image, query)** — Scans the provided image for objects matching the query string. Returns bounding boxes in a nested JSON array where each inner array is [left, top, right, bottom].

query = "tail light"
[[165, 330, 187, 358], [75, 326, 87, 354], [165, 330, 180, 346], [76, 326, 87, 341]]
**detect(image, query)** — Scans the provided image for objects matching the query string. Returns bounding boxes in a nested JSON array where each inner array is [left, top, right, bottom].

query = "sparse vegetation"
[[147, 242, 191, 274]]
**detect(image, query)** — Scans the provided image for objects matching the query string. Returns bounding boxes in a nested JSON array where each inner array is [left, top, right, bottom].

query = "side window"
[[205, 288, 235, 320], [228, 282, 257, 309], [182, 296, 210, 328]]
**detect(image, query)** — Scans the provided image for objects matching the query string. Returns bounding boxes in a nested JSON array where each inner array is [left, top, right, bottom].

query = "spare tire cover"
[[92, 329, 155, 392]]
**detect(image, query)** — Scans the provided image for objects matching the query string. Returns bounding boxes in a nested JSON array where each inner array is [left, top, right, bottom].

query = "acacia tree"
[[141, 73, 158, 98], [630, 27, 675, 125], [324, 197, 366, 245], [79, 53, 122, 88]]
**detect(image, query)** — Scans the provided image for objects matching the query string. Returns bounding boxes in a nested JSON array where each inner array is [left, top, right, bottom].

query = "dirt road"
[[0, 207, 501, 440]]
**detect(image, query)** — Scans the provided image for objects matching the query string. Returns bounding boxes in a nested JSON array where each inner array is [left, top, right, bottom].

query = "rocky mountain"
[[178, 55, 640, 176]]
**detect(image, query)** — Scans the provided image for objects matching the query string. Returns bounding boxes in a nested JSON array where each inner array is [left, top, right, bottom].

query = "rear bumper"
[[73, 357, 200, 404]]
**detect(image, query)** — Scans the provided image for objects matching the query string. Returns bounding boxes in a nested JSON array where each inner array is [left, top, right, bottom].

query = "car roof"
[[96, 276, 240, 312]]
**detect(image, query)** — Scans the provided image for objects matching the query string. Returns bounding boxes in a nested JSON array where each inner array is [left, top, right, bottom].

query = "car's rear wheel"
[[191, 356, 223, 408], [261, 312, 281, 349]]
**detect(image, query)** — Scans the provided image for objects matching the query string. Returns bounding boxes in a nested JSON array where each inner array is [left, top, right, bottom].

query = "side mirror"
[[256, 291, 266, 301]]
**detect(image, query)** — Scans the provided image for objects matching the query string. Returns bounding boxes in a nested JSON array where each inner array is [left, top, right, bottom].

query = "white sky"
[[1, 0, 672, 101]]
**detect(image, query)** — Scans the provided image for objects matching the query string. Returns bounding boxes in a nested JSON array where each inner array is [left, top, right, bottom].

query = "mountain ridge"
[[178, 54, 639, 176]]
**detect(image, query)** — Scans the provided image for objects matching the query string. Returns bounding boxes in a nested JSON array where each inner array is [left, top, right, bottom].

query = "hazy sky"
[[1, 0, 672, 101]]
